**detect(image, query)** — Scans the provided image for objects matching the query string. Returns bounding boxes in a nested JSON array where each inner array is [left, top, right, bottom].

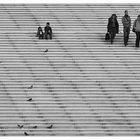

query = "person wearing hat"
[[133, 15, 140, 47], [107, 14, 119, 44], [122, 10, 131, 46], [44, 22, 52, 39]]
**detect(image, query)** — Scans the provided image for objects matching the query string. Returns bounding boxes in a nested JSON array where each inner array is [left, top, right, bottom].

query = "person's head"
[[112, 14, 116, 19], [137, 15, 140, 20], [46, 22, 50, 26], [38, 26, 42, 31], [124, 10, 128, 16]]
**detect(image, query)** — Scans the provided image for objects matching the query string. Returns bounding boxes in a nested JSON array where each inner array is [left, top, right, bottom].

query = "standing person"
[[107, 14, 119, 44], [44, 22, 52, 39], [122, 10, 131, 46], [133, 15, 140, 47], [36, 26, 44, 39]]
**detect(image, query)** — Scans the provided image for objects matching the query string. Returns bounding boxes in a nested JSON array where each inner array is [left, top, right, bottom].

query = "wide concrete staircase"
[[0, 4, 140, 136]]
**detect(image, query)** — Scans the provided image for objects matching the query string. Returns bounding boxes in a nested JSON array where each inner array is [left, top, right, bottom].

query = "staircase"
[[0, 4, 140, 136]]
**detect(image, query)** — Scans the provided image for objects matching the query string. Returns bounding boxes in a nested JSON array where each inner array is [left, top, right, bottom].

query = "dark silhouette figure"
[[33, 126, 37, 128], [133, 15, 140, 47], [122, 10, 131, 46], [27, 98, 32, 101], [28, 85, 33, 89], [107, 14, 119, 44], [17, 124, 23, 128], [47, 124, 53, 129], [36, 26, 44, 39], [44, 22, 52, 39], [24, 132, 29, 136], [44, 49, 48, 52]]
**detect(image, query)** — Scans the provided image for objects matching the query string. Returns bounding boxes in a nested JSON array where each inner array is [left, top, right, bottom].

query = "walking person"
[[133, 15, 140, 47], [122, 10, 131, 46], [44, 22, 52, 39], [36, 26, 44, 39], [107, 14, 119, 44]]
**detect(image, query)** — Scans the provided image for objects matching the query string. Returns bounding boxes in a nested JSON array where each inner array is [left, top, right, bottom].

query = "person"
[[107, 14, 119, 44], [122, 10, 131, 46], [44, 22, 52, 39], [36, 26, 44, 39], [133, 15, 140, 47]]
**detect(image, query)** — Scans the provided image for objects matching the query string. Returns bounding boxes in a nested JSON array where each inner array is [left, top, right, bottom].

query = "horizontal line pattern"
[[0, 4, 140, 136]]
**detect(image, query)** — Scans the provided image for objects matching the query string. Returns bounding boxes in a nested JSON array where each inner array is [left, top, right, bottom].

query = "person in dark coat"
[[133, 15, 140, 47], [107, 14, 119, 44], [36, 26, 44, 39], [44, 22, 52, 39], [122, 10, 131, 46]]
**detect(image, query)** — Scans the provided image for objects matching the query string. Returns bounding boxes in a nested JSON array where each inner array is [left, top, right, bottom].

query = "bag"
[[105, 33, 110, 40]]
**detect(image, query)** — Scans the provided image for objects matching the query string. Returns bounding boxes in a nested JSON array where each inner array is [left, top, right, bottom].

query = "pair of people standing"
[[107, 10, 140, 47], [107, 10, 130, 46], [36, 22, 52, 40]]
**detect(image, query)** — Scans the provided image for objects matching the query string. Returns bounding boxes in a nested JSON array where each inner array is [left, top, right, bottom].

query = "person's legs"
[[124, 28, 128, 46], [126, 28, 130, 45], [44, 33, 46, 39], [44, 33, 48, 39], [49, 33, 52, 39], [47, 33, 52, 39], [110, 31, 114, 44], [138, 32, 140, 47], [42, 34, 44, 39], [127, 28, 130, 43], [135, 32, 140, 47], [38, 33, 43, 39], [111, 28, 116, 44]]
